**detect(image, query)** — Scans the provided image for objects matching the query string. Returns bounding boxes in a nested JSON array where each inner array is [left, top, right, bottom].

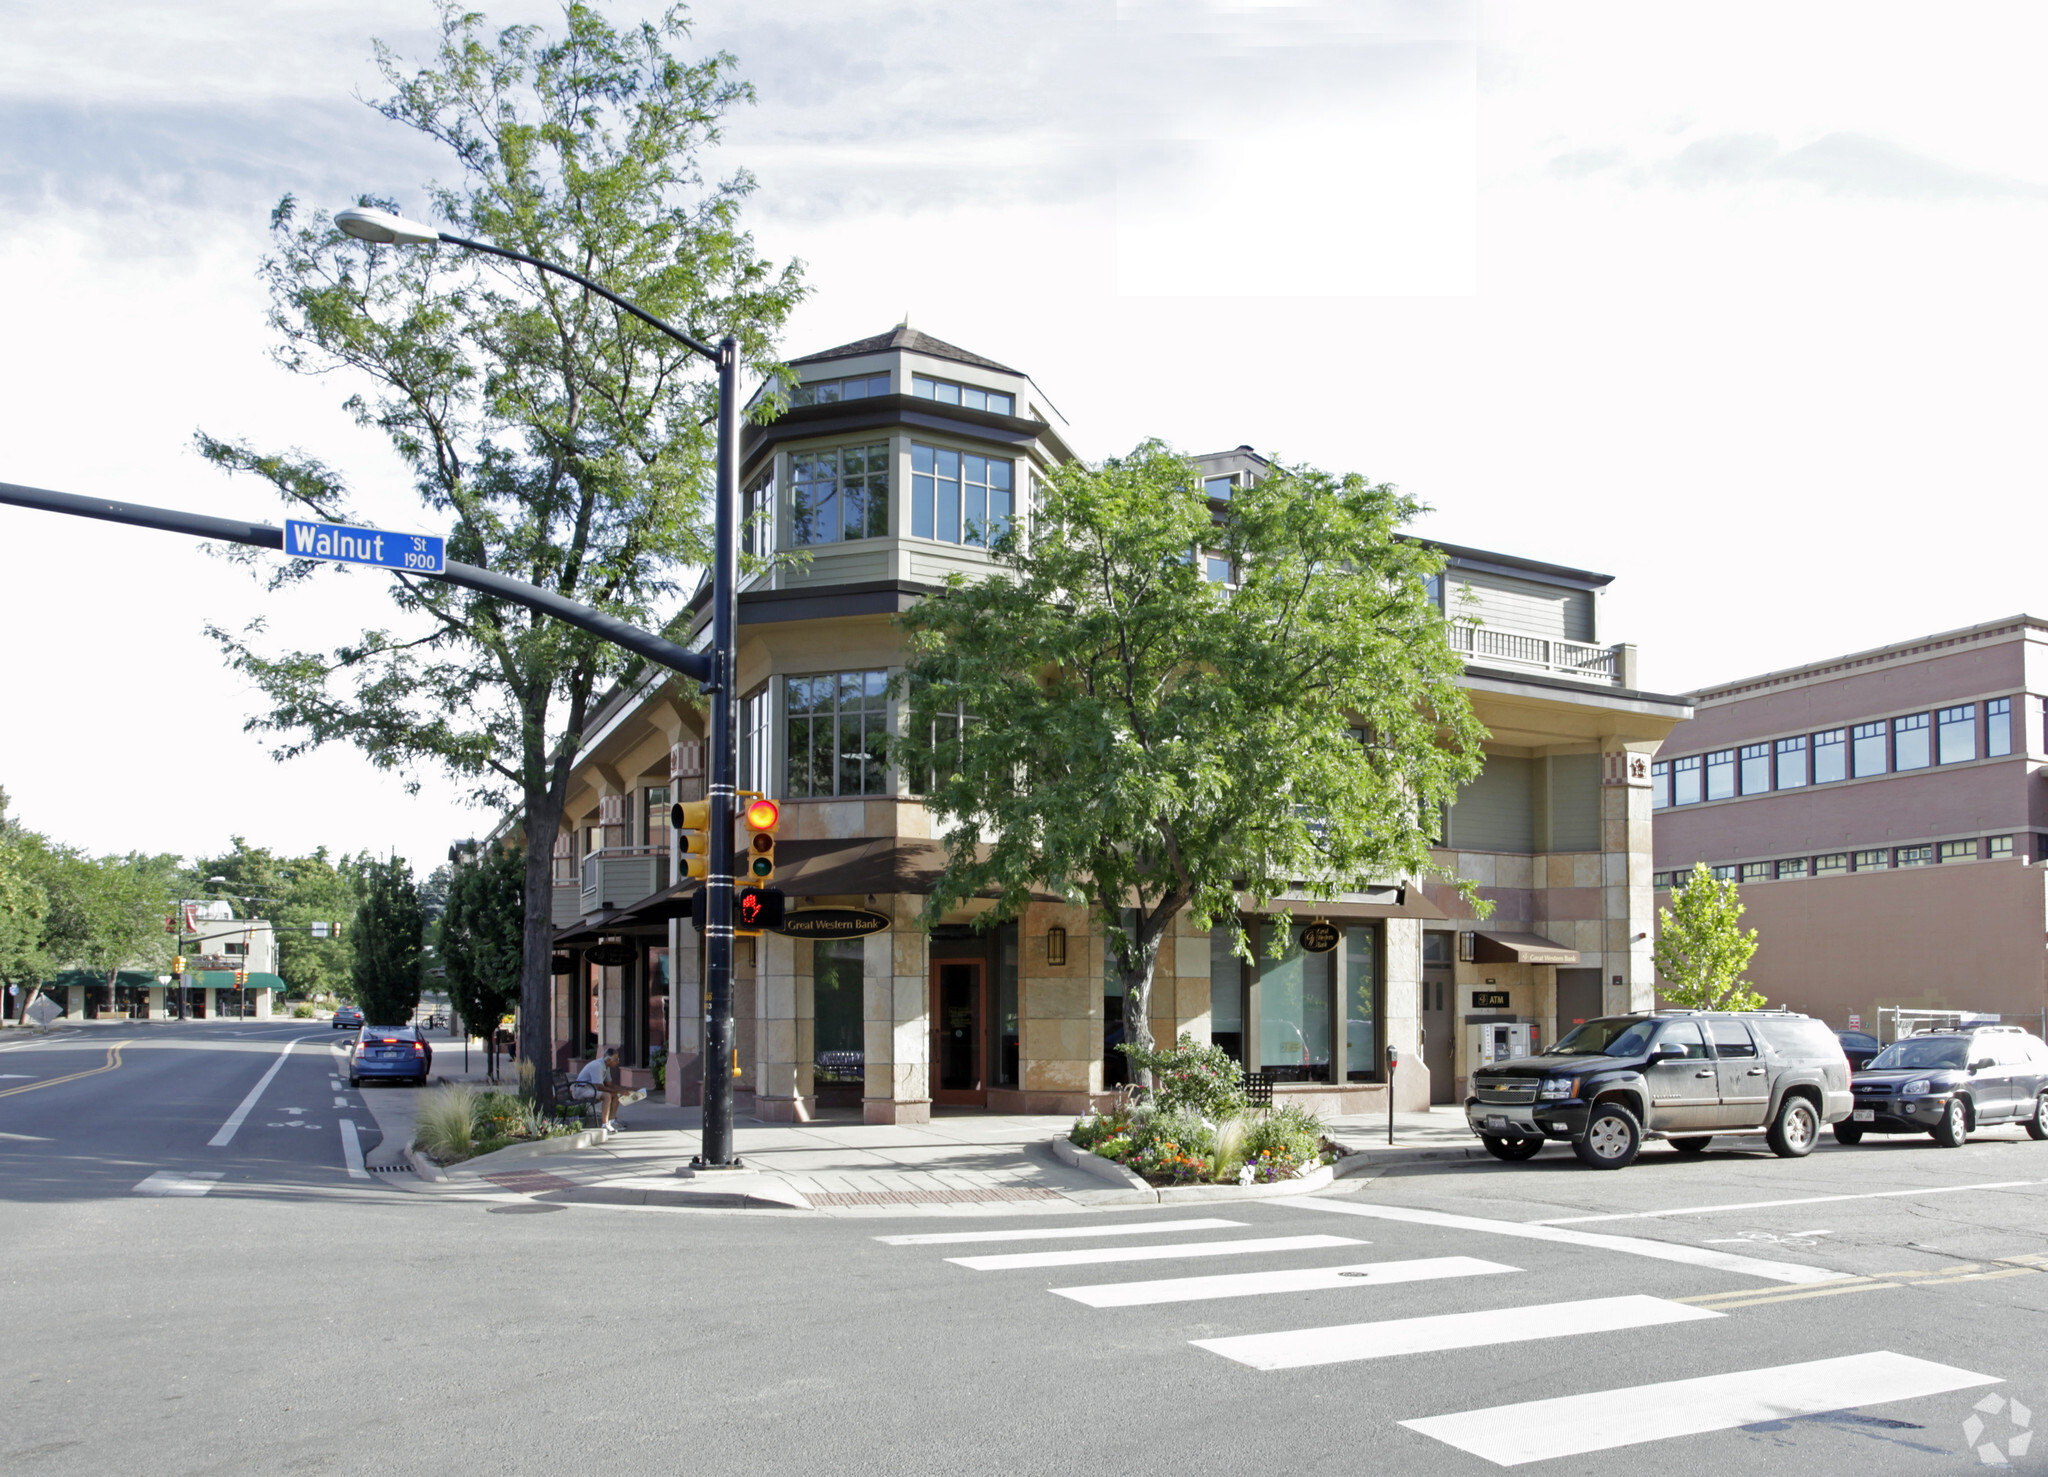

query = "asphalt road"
[[6, 1025, 2048, 1476]]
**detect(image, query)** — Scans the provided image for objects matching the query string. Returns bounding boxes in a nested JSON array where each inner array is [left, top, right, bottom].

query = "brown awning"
[[1470, 930, 1581, 965]]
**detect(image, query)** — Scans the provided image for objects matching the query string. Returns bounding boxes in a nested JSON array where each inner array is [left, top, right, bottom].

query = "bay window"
[[790, 443, 889, 545], [911, 444, 1014, 546], [785, 670, 889, 798]]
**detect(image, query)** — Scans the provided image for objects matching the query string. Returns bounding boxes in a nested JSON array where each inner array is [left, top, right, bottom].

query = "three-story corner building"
[[518, 326, 1690, 1124]]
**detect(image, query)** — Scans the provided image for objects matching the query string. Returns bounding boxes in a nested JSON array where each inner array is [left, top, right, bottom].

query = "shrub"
[[1119, 1033, 1245, 1120], [414, 1084, 477, 1162], [291, 1003, 315, 1019], [1239, 1103, 1326, 1182], [515, 1058, 536, 1103]]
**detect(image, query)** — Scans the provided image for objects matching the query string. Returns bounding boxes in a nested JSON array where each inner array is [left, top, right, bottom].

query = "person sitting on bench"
[[572, 1046, 628, 1135]]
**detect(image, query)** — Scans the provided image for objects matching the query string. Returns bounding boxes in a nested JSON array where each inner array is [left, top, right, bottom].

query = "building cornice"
[[1688, 615, 2048, 705]]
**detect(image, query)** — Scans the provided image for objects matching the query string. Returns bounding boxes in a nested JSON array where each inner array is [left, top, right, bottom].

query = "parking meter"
[[1385, 1043, 1400, 1144]]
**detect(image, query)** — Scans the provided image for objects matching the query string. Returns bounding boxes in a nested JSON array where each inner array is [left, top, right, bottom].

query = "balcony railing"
[[580, 846, 670, 918], [1448, 624, 1628, 685]]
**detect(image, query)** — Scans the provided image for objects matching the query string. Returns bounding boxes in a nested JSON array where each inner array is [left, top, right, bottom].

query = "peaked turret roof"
[[789, 325, 1019, 376]]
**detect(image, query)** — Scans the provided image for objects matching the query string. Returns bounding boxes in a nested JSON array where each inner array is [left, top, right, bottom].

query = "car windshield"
[[1552, 1018, 1659, 1057], [1868, 1038, 1967, 1070]]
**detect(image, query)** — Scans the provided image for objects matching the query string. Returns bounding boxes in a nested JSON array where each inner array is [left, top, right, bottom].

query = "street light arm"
[[0, 480, 711, 684], [435, 232, 720, 364]]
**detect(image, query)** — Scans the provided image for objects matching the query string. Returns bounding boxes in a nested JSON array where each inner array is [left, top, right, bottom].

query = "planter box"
[[1049, 1138, 1335, 1203]]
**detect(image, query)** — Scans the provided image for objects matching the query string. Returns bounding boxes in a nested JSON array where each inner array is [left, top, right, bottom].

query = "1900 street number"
[[285, 518, 446, 574]]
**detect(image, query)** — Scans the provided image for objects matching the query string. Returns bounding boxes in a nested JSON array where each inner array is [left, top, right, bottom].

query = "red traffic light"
[[744, 797, 779, 830]]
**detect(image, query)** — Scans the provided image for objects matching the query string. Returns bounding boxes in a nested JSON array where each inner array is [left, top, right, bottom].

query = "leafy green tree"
[[895, 443, 1487, 1084], [187, 839, 365, 1000], [197, 4, 805, 1087], [439, 844, 525, 1077], [1653, 862, 1764, 1010], [0, 790, 51, 1020], [352, 857, 426, 1025]]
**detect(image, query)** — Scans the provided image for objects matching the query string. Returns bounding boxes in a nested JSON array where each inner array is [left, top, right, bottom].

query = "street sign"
[[25, 995, 60, 1028], [285, 518, 445, 574]]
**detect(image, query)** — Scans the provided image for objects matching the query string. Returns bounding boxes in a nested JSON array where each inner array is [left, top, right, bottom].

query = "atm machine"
[[1470, 1020, 1537, 1074]]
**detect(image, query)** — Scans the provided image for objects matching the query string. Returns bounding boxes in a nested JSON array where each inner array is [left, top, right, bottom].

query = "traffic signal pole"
[[698, 337, 741, 1170]]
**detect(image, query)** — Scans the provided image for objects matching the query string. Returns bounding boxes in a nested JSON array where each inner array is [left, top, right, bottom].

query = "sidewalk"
[[1324, 1104, 1487, 1162]]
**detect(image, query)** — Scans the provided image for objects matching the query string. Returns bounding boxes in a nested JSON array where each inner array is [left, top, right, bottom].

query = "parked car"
[[1839, 1026, 2048, 1146], [1836, 1030, 1884, 1071], [348, 1025, 433, 1087], [331, 1005, 364, 1031], [1466, 1009, 1852, 1170]]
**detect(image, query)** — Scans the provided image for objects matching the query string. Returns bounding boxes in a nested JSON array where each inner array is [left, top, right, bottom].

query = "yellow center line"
[[1692, 1282, 1904, 1311], [0, 1041, 126, 1097], [1941, 1266, 2041, 1284]]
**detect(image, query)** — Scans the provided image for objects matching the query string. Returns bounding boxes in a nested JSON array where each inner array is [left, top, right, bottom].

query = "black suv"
[[1840, 1026, 2048, 1146], [1467, 1010, 1852, 1170]]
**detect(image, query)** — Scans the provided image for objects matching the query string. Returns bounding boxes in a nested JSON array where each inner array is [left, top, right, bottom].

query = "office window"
[[643, 786, 670, 854], [1989, 835, 2015, 860], [1853, 849, 1889, 871], [790, 443, 889, 546], [1893, 713, 1930, 770], [1204, 474, 1236, 502], [1987, 698, 2013, 757], [740, 685, 771, 795], [742, 468, 775, 558], [1705, 749, 1736, 801], [1739, 743, 1771, 795], [788, 373, 891, 407], [1896, 844, 1933, 867], [911, 444, 1014, 546], [1938, 839, 1977, 863], [1776, 857, 1809, 879], [912, 374, 1014, 416], [1739, 862, 1772, 883], [1937, 705, 1976, 765], [1650, 761, 1671, 810], [1709, 864, 1736, 881], [1814, 853, 1849, 875], [1672, 755, 1702, 806], [1811, 728, 1845, 784], [912, 695, 973, 797], [784, 670, 889, 798], [1202, 553, 1233, 585], [1344, 924, 1380, 1082], [1852, 721, 1887, 777], [1652, 871, 1675, 888], [1774, 735, 1807, 789]]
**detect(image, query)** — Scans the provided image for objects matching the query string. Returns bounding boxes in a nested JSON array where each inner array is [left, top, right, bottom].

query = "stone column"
[[752, 930, 814, 1122], [863, 893, 930, 1124], [1385, 916, 1428, 1110], [1148, 911, 1215, 1050], [1019, 901, 1100, 1113], [1602, 749, 1658, 1014], [667, 917, 701, 1106]]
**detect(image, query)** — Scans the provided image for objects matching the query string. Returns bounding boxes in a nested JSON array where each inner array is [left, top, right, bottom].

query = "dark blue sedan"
[[348, 1025, 433, 1087]]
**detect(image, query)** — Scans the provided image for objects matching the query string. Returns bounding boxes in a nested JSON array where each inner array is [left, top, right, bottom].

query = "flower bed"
[[413, 1084, 585, 1165]]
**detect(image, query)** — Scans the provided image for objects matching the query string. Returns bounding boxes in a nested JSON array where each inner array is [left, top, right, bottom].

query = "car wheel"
[[2028, 1095, 2048, 1143], [1833, 1123, 1865, 1145], [1572, 1103, 1642, 1169], [1482, 1135, 1543, 1162], [1767, 1096, 1820, 1158], [347, 1075, 359, 1089], [1931, 1099, 1969, 1148], [1670, 1136, 1712, 1156]]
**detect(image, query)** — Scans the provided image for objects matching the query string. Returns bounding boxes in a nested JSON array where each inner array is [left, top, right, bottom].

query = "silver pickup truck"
[[1466, 1009, 1854, 1169]]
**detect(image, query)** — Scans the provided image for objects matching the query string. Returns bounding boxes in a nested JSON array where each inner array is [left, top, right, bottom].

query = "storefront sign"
[[586, 943, 635, 967], [1299, 921, 1340, 953], [1472, 990, 1511, 1009], [774, 908, 892, 939]]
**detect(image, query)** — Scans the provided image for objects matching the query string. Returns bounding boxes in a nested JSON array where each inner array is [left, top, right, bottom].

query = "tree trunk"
[[520, 803, 564, 1109], [1116, 922, 1167, 1092]]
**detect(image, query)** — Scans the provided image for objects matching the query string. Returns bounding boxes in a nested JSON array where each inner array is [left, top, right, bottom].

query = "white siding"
[[1452, 573, 1593, 643]]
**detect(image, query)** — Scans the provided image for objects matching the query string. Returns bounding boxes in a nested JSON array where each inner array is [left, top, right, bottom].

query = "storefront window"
[[1210, 927, 1244, 1065], [1259, 923, 1332, 1082], [647, 946, 669, 1067], [996, 922, 1019, 1088], [1344, 924, 1379, 1082], [813, 938, 864, 1100]]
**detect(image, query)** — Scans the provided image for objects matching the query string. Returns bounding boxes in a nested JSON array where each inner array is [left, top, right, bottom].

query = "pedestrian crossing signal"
[[736, 886, 785, 934]]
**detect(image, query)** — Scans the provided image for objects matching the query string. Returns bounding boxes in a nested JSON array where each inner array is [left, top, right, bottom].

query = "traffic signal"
[[672, 797, 712, 880], [234, 969, 249, 986], [735, 885, 785, 934], [743, 796, 778, 882], [171, 955, 185, 975]]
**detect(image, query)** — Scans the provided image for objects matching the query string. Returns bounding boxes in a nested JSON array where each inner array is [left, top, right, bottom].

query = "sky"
[[4, 0, 2046, 873]]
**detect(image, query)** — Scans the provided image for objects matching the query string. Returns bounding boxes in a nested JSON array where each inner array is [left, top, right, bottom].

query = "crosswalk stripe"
[[1193, 1294, 1721, 1370], [948, 1233, 1363, 1272], [877, 1218, 1247, 1247], [1400, 1350, 2001, 1466], [1286, 1196, 1847, 1285], [133, 1171, 224, 1197], [1053, 1255, 1518, 1308]]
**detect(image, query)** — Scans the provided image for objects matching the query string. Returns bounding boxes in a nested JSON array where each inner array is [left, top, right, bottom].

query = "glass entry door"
[[930, 960, 987, 1106]]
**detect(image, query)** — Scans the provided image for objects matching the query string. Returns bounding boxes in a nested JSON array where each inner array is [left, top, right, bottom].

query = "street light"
[[336, 203, 745, 1168]]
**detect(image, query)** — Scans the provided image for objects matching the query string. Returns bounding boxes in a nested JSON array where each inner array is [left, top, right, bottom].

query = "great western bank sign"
[[284, 518, 445, 574]]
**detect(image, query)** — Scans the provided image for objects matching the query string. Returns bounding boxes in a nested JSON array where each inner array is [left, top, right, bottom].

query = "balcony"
[[580, 847, 671, 918], [1449, 625, 1634, 687]]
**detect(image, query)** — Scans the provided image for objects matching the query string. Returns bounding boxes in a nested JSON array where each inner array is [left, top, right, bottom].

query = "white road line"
[[1401, 1351, 2001, 1467], [1055, 1255, 1518, 1308], [339, 1119, 368, 1178], [1287, 1197, 1845, 1285], [133, 1171, 225, 1197], [878, 1218, 1247, 1247], [1527, 1180, 2046, 1225], [332, 1096, 349, 1107], [948, 1233, 1363, 1272], [207, 1034, 318, 1147], [1196, 1294, 1722, 1371]]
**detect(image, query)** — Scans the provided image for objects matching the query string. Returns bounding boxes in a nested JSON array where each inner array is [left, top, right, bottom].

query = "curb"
[[1045, 1140, 1338, 1204], [440, 1127, 607, 1178], [405, 1146, 447, 1182]]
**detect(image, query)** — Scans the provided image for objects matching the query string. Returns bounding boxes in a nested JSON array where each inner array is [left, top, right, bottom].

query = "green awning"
[[190, 971, 284, 991]]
